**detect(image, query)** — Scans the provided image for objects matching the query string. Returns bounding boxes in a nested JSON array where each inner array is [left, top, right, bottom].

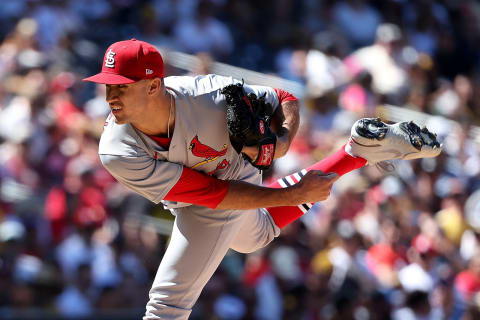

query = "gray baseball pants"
[[143, 204, 280, 319]]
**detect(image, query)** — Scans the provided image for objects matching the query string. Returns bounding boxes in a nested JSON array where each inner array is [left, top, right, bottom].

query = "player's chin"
[[112, 115, 127, 124]]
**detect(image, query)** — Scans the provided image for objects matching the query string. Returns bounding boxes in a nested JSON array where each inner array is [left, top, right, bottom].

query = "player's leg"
[[231, 118, 442, 253], [230, 207, 280, 253], [144, 207, 250, 320], [266, 144, 366, 228], [267, 118, 442, 228], [229, 144, 365, 253]]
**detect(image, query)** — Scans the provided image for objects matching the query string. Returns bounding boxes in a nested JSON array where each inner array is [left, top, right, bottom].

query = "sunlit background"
[[1, 0, 480, 319]]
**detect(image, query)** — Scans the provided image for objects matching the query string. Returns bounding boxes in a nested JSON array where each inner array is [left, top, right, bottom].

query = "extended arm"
[[215, 170, 338, 210], [162, 165, 338, 210], [101, 154, 338, 211]]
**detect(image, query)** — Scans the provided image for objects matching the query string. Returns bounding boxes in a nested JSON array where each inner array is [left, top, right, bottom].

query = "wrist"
[[283, 182, 304, 205]]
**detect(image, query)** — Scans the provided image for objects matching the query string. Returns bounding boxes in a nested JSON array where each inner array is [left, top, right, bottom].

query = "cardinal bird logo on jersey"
[[189, 135, 227, 169]]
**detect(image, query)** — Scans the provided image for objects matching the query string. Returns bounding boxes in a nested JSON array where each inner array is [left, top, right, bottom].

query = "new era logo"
[[146, 69, 153, 75], [105, 49, 116, 68]]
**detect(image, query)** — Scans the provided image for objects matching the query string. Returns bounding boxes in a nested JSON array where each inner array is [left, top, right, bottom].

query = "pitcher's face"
[[106, 80, 149, 124]]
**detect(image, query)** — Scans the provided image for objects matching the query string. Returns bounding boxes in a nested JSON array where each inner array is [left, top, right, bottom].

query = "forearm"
[[272, 100, 300, 159], [215, 180, 298, 210], [215, 169, 338, 210]]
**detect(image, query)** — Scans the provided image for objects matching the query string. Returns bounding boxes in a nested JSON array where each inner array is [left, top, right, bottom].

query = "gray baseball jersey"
[[99, 74, 279, 209]]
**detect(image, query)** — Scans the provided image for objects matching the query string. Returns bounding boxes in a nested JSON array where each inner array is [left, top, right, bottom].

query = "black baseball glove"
[[221, 81, 276, 170]]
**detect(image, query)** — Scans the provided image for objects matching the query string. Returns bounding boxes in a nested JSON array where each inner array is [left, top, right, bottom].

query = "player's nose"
[[105, 86, 119, 103]]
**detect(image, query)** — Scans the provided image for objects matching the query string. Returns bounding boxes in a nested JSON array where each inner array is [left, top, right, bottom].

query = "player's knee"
[[145, 294, 193, 319], [231, 234, 275, 253]]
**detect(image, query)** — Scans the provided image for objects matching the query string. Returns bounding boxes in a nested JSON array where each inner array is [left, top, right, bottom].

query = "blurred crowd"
[[1, 0, 480, 319]]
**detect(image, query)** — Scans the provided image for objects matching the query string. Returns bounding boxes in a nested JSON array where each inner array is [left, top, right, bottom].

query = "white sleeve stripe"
[[304, 203, 313, 209], [278, 179, 288, 188], [293, 173, 302, 181], [286, 176, 296, 185], [298, 204, 308, 213]]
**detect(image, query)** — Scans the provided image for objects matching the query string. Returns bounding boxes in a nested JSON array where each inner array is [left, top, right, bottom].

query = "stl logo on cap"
[[83, 39, 164, 84], [105, 49, 116, 68]]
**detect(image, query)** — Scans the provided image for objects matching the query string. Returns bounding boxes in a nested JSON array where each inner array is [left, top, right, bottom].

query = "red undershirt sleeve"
[[274, 88, 298, 104], [164, 166, 229, 209]]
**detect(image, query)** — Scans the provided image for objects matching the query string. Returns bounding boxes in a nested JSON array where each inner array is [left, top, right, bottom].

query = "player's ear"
[[147, 78, 162, 96]]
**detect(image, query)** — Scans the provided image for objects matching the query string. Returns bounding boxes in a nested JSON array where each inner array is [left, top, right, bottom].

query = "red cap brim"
[[82, 72, 136, 84]]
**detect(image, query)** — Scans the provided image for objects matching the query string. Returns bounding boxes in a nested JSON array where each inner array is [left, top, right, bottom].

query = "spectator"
[[332, 0, 382, 49], [344, 23, 410, 105], [55, 263, 94, 318], [173, 0, 233, 58]]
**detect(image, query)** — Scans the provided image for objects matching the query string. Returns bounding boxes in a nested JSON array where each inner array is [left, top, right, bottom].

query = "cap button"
[[131, 38, 136, 41]]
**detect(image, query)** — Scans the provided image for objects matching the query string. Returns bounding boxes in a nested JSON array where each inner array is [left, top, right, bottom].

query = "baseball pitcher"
[[83, 39, 442, 319]]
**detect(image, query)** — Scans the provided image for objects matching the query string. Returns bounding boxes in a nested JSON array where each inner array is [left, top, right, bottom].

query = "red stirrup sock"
[[266, 145, 367, 228]]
